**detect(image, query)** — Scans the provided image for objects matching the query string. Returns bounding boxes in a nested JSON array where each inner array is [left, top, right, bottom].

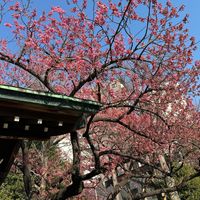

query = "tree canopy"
[[0, 0, 199, 199]]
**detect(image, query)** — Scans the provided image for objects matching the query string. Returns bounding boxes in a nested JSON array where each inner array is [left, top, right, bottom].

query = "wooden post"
[[0, 139, 20, 184]]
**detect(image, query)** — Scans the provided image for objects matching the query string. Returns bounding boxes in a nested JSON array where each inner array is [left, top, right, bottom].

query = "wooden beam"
[[0, 139, 21, 184]]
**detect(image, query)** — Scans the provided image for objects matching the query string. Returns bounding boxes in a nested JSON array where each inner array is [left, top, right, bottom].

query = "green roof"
[[0, 85, 101, 114], [0, 84, 101, 139]]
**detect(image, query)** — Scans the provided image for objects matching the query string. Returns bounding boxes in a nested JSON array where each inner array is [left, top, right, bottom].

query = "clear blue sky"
[[173, 0, 200, 61]]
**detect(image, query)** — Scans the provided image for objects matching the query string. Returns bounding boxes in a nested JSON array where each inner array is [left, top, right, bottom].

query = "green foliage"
[[0, 172, 26, 200], [176, 164, 200, 200]]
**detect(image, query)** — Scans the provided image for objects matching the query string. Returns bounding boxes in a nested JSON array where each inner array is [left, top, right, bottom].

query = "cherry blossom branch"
[[81, 114, 106, 180], [52, 131, 83, 200], [133, 0, 151, 57], [105, 0, 133, 63], [134, 106, 170, 128], [93, 116, 162, 144], [0, 52, 54, 92], [102, 151, 200, 200], [99, 150, 165, 175], [107, 171, 200, 200], [69, 56, 152, 96], [133, 170, 200, 200]]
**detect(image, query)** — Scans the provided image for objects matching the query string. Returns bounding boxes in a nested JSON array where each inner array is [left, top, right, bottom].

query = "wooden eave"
[[0, 85, 101, 184], [0, 85, 101, 140]]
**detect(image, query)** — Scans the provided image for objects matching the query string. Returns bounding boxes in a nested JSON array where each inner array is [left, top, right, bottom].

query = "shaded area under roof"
[[0, 85, 101, 139], [0, 84, 101, 184]]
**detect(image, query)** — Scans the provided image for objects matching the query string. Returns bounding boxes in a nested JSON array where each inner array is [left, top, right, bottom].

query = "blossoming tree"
[[0, 0, 199, 199]]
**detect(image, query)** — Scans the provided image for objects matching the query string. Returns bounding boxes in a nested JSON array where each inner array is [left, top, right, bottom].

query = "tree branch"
[[0, 52, 54, 92], [51, 131, 83, 200]]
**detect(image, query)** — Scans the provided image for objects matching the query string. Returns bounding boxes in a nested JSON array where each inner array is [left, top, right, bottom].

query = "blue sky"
[[173, 0, 200, 61], [176, 0, 200, 104]]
